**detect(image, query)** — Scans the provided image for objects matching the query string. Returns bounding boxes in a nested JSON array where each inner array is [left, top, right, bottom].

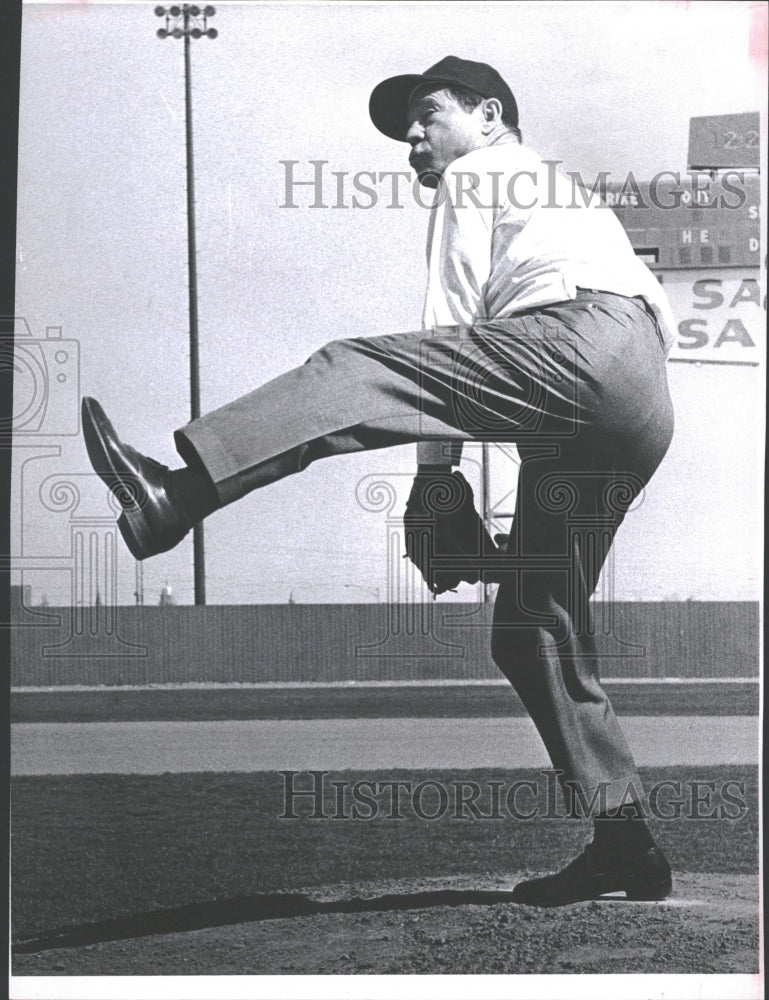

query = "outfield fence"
[[7, 601, 759, 686]]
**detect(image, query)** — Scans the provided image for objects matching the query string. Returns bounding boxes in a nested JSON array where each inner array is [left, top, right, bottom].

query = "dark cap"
[[369, 55, 519, 142]]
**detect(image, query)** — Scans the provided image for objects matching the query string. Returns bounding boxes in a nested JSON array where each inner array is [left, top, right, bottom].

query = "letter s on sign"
[[677, 319, 708, 349], [693, 279, 724, 309]]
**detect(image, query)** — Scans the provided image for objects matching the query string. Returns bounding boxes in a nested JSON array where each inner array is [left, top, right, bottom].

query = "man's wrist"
[[417, 463, 454, 473], [416, 440, 463, 467]]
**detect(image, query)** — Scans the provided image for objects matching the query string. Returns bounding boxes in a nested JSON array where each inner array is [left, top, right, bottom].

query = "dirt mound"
[[12, 873, 758, 976]]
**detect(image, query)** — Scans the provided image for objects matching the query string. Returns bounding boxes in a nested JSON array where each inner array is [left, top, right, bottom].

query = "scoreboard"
[[606, 172, 760, 270], [607, 113, 763, 366]]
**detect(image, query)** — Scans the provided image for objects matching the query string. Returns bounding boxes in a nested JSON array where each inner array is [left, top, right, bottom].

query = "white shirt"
[[421, 142, 675, 354]]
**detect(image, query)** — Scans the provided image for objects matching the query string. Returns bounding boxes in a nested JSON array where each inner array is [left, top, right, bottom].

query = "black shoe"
[[511, 842, 672, 907], [81, 397, 190, 560]]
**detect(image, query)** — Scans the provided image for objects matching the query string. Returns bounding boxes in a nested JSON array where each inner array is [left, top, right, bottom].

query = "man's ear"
[[481, 97, 504, 131]]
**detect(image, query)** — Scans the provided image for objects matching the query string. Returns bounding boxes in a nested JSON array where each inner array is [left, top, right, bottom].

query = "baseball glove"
[[403, 469, 500, 596]]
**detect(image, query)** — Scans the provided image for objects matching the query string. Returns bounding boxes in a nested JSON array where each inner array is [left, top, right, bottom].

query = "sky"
[[12, 0, 767, 606]]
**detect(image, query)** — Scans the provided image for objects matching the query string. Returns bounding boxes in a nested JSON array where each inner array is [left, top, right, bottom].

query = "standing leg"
[[496, 436, 675, 904], [491, 443, 646, 814], [488, 297, 676, 903]]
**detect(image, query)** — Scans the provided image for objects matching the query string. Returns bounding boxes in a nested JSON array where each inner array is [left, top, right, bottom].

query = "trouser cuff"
[[174, 422, 243, 506]]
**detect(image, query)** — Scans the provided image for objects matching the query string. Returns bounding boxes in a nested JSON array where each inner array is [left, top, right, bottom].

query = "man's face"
[[406, 86, 486, 188]]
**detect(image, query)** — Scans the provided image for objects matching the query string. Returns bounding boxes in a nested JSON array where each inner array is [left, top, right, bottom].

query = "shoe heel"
[[625, 876, 672, 901], [117, 510, 149, 561]]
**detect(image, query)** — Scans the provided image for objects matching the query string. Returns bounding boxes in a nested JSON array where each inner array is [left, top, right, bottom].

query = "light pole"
[[134, 560, 144, 606], [155, 4, 217, 606]]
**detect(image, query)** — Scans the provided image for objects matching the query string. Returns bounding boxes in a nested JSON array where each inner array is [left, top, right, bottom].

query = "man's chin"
[[417, 170, 442, 190]]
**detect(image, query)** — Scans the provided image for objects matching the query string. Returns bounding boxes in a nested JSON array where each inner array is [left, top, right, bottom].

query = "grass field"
[[10, 680, 760, 721]]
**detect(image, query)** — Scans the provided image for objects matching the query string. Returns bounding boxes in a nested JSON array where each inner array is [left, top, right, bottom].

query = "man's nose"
[[405, 119, 424, 146]]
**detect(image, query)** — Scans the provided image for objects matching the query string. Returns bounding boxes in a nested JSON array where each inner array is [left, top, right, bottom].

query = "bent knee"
[[305, 336, 372, 370]]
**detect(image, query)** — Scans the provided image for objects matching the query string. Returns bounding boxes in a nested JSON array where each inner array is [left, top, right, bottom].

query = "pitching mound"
[[12, 872, 758, 976]]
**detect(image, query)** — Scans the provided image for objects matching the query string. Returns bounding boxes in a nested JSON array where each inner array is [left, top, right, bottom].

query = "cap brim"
[[369, 73, 441, 142]]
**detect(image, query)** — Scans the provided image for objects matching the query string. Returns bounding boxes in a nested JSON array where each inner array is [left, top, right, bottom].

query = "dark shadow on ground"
[[14, 888, 528, 954]]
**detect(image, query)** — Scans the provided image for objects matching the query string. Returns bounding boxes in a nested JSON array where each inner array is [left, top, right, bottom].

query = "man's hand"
[[403, 469, 500, 596]]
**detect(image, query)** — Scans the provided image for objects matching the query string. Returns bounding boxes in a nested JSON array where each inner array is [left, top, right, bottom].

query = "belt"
[[575, 287, 643, 304]]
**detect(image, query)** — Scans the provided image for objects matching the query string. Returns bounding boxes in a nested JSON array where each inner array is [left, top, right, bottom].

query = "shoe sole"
[[623, 874, 673, 901], [514, 873, 673, 907], [116, 509, 153, 562]]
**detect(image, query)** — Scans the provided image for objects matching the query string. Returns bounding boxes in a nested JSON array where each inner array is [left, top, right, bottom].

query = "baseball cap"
[[369, 55, 519, 142]]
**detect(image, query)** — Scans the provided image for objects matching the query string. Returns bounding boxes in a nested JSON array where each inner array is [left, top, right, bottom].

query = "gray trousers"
[[176, 290, 674, 813]]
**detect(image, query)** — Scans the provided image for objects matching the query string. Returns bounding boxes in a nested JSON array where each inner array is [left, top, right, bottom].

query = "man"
[[82, 56, 675, 906]]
